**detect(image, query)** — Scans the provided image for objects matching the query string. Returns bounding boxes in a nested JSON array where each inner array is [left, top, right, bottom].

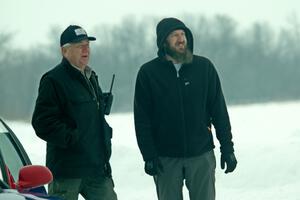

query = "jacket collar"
[[158, 55, 194, 72], [61, 57, 85, 79], [61, 57, 99, 98]]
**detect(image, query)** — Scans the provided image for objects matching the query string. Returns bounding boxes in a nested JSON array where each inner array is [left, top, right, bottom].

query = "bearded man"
[[133, 17, 237, 200]]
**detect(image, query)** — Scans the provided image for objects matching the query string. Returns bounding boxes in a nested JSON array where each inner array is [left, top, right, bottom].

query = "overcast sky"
[[1, 0, 300, 49]]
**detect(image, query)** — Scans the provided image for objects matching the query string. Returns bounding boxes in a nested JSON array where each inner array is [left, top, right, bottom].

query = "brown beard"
[[164, 42, 193, 64]]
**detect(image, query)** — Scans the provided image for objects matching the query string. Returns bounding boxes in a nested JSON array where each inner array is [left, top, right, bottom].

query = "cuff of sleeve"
[[220, 141, 234, 154]]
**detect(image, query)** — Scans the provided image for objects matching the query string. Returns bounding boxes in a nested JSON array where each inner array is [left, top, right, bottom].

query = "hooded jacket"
[[134, 18, 234, 161], [32, 58, 112, 178]]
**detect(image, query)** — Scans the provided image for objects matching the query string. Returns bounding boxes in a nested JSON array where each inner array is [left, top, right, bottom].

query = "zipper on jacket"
[[86, 74, 101, 110], [176, 70, 188, 157]]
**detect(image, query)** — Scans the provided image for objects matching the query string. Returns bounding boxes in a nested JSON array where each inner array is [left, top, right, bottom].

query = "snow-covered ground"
[[6, 101, 300, 200]]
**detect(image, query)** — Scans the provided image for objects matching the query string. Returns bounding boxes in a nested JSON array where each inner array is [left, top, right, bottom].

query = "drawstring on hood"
[[156, 17, 194, 57]]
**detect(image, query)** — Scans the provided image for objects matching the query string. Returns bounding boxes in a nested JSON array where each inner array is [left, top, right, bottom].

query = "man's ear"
[[61, 47, 67, 56]]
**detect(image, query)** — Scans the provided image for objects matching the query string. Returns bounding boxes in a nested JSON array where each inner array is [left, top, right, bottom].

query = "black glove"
[[144, 158, 164, 176], [103, 92, 113, 115], [221, 153, 237, 174]]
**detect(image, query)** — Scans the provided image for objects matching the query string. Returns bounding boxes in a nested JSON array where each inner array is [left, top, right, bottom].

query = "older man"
[[32, 25, 117, 200]]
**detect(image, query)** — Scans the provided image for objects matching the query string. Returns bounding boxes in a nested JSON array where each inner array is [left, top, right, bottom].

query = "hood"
[[156, 17, 194, 57]]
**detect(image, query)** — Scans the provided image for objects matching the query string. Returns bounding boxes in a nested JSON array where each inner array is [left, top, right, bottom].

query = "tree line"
[[1, 15, 300, 120]]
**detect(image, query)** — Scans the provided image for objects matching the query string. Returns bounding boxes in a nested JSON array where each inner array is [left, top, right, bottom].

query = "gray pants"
[[154, 150, 216, 200], [48, 175, 118, 200]]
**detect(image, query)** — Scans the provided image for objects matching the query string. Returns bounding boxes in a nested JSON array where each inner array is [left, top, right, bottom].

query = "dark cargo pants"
[[48, 175, 117, 200], [154, 150, 216, 200]]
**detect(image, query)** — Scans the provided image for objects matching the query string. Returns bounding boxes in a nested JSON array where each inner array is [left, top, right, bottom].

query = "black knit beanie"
[[156, 17, 193, 57]]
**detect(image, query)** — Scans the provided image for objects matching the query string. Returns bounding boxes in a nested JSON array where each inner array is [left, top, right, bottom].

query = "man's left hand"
[[221, 152, 237, 173]]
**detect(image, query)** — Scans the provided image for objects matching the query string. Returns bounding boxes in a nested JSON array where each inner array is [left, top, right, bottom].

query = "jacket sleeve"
[[31, 75, 79, 148], [134, 68, 158, 161], [207, 62, 234, 154]]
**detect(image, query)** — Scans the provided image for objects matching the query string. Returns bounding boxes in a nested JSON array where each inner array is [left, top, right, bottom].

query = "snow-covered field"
[[6, 101, 300, 200]]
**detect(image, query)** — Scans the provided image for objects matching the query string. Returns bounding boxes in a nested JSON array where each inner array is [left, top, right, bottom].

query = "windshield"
[[0, 121, 25, 181], [0, 122, 7, 133]]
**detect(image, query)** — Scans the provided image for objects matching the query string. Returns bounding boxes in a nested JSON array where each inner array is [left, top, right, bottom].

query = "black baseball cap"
[[60, 25, 96, 47]]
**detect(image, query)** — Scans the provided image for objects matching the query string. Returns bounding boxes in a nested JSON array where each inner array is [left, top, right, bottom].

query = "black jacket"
[[134, 56, 234, 161], [134, 18, 234, 162], [32, 58, 112, 178]]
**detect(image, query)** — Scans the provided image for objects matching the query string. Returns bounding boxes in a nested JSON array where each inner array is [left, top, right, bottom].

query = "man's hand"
[[144, 158, 164, 176], [221, 153, 237, 173]]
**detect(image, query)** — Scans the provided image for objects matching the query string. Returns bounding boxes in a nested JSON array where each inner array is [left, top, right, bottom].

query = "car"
[[0, 118, 61, 199]]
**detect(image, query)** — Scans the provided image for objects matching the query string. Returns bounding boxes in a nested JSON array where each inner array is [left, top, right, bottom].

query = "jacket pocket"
[[66, 95, 98, 151], [69, 95, 95, 104]]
